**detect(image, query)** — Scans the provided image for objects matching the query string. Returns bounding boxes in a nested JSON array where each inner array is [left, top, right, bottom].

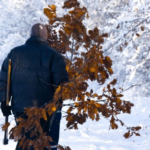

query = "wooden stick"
[[3, 59, 11, 145]]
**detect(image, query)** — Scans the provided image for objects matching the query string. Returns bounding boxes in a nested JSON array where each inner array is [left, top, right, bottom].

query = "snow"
[[0, 97, 150, 150], [0, 0, 150, 150], [60, 97, 150, 150]]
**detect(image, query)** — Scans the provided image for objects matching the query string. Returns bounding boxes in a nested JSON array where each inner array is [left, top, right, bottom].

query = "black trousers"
[[49, 112, 61, 150], [14, 112, 61, 150]]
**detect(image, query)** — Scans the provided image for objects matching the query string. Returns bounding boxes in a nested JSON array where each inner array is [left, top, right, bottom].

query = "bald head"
[[31, 23, 48, 40]]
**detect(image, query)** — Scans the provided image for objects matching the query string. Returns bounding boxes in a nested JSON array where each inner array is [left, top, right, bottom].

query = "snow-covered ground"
[[0, 0, 150, 149], [60, 97, 150, 150], [0, 96, 150, 150]]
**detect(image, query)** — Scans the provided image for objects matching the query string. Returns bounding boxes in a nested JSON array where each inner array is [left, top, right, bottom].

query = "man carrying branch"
[[0, 23, 68, 150]]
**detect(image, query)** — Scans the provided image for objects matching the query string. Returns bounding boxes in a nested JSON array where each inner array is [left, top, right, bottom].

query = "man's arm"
[[0, 55, 10, 102], [0, 53, 12, 116], [51, 53, 68, 89]]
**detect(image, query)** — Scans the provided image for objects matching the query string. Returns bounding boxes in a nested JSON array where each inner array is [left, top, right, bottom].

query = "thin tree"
[[2, 0, 141, 149]]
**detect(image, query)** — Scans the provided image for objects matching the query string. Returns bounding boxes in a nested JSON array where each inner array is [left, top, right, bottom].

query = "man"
[[0, 23, 68, 150]]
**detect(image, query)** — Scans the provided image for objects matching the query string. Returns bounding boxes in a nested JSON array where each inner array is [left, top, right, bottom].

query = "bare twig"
[[121, 81, 150, 93], [39, 78, 58, 87], [104, 16, 149, 54]]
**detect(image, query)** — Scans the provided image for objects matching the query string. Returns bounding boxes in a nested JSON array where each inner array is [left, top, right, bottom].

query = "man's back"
[[1, 36, 68, 113], [0, 23, 68, 150]]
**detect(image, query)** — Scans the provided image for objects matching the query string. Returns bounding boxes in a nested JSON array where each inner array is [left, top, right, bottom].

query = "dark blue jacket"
[[0, 37, 68, 113]]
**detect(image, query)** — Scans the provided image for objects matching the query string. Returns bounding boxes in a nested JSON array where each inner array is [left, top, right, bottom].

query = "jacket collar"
[[25, 36, 49, 46]]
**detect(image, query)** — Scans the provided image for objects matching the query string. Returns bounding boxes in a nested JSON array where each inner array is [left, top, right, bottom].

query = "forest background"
[[0, 0, 150, 150]]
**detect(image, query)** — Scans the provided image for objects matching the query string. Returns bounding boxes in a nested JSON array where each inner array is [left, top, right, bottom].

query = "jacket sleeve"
[[0, 53, 11, 103], [51, 52, 68, 89]]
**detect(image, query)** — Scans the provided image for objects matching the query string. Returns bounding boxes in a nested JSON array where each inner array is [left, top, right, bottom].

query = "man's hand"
[[0, 101, 11, 116]]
